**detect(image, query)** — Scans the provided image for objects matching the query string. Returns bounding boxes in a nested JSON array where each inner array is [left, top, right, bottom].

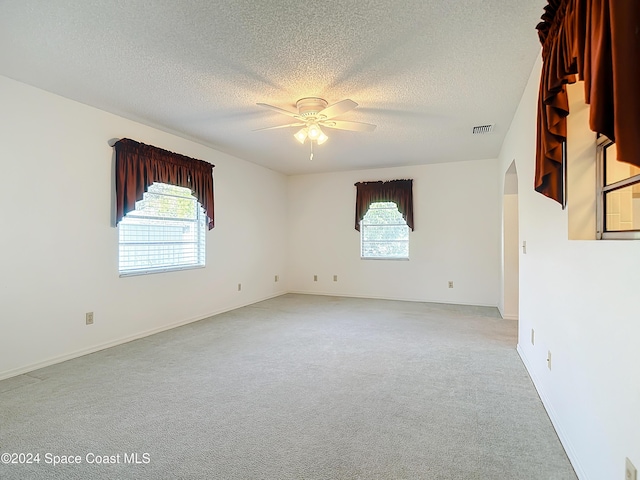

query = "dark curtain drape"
[[354, 179, 414, 231], [114, 138, 215, 229], [535, 0, 640, 204]]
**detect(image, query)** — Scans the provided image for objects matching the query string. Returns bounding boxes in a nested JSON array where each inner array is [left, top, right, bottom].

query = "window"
[[119, 183, 206, 275], [596, 136, 640, 239], [360, 202, 409, 259]]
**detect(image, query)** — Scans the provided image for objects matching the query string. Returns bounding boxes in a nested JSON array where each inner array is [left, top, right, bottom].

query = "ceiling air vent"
[[472, 124, 494, 134]]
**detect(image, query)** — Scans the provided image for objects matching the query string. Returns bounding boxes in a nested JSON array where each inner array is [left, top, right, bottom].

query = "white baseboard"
[[0, 291, 287, 382], [4, 293, 586, 480], [497, 304, 518, 320], [287, 290, 499, 309], [516, 345, 587, 480]]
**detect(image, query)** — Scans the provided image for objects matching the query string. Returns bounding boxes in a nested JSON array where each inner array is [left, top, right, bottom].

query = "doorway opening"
[[502, 160, 519, 322]]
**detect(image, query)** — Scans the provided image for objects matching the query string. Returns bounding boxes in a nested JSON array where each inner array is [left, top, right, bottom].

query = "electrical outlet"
[[313, 275, 317, 282], [547, 350, 552, 370], [86, 312, 94, 325], [333, 275, 338, 282], [522, 240, 527, 254], [237, 283, 242, 291], [531, 329, 535, 345], [626, 458, 637, 480], [448, 281, 454, 288], [274, 275, 279, 282]]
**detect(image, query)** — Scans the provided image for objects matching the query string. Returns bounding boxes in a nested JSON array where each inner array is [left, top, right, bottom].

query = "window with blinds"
[[118, 183, 206, 275], [360, 202, 409, 259]]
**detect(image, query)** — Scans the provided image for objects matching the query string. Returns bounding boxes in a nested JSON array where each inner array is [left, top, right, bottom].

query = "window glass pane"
[[148, 183, 192, 196], [127, 184, 197, 220], [361, 201, 409, 258], [361, 240, 408, 258], [362, 202, 405, 225], [604, 182, 640, 232], [362, 225, 409, 241], [605, 143, 640, 186], [119, 182, 205, 275]]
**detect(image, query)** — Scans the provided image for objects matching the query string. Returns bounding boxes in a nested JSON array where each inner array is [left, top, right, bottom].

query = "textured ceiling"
[[0, 0, 544, 175]]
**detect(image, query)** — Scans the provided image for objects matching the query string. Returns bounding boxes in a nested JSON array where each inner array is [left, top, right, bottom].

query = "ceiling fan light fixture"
[[295, 124, 327, 145], [307, 123, 322, 140], [294, 128, 308, 144], [257, 97, 375, 152], [317, 132, 328, 145]]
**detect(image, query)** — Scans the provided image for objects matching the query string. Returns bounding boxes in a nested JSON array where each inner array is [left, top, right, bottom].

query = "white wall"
[[10, 59, 639, 480], [498, 57, 640, 480], [0, 75, 288, 380], [287, 161, 500, 306], [502, 193, 519, 319]]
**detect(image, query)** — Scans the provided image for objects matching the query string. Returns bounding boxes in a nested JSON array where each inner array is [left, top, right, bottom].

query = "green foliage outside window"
[[361, 202, 409, 258]]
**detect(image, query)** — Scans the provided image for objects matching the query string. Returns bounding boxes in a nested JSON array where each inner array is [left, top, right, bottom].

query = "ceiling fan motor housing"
[[296, 97, 328, 118], [256, 97, 375, 135]]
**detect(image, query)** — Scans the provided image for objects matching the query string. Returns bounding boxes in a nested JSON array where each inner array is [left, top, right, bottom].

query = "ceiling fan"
[[255, 97, 376, 159]]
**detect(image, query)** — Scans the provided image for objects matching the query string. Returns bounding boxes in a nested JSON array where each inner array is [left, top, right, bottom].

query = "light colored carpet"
[[0, 294, 577, 479]]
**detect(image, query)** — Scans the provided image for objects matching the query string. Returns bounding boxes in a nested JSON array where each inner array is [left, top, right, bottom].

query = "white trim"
[[601, 230, 640, 240], [596, 136, 640, 240], [517, 344, 587, 480], [497, 305, 518, 320], [287, 290, 499, 309], [0, 291, 287, 382], [119, 264, 205, 277], [360, 257, 409, 261]]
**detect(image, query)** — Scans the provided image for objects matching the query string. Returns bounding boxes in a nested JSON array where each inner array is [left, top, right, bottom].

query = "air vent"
[[472, 124, 494, 134]]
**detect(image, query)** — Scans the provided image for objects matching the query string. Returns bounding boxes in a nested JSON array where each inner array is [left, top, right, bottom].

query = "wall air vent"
[[472, 124, 494, 134]]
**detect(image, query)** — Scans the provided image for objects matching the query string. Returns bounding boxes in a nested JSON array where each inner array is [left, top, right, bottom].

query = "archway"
[[502, 160, 519, 321]]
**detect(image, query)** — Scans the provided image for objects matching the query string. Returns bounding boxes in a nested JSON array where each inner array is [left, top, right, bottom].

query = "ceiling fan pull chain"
[[310, 141, 314, 161]]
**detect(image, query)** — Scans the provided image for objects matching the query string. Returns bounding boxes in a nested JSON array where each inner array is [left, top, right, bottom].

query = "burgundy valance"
[[535, 0, 640, 204], [114, 138, 215, 229], [354, 179, 414, 231]]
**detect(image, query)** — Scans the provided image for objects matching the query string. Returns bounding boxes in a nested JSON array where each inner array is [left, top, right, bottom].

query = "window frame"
[[596, 135, 640, 240], [360, 201, 410, 260], [118, 183, 207, 276]]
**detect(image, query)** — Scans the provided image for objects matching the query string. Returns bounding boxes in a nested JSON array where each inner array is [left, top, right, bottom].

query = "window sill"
[[600, 231, 640, 240], [119, 265, 205, 277], [360, 257, 409, 261]]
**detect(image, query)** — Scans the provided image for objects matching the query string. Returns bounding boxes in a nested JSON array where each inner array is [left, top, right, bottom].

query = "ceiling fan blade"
[[253, 122, 305, 131], [321, 120, 377, 132], [256, 103, 300, 118], [317, 99, 358, 120]]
